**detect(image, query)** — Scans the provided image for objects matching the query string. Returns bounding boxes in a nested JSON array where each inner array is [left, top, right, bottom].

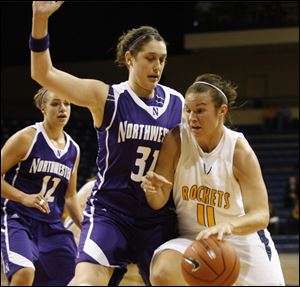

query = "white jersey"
[[153, 124, 285, 285], [173, 124, 244, 237]]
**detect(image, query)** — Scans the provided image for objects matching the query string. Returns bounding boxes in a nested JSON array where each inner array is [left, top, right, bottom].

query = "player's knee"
[[11, 267, 35, 285], [150, 260, 174, 285]]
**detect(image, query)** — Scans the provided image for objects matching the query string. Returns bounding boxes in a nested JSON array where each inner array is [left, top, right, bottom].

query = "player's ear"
[[218, 104, 228, 117], [40, 104, 46, 115], [125, 51, 132, 66]]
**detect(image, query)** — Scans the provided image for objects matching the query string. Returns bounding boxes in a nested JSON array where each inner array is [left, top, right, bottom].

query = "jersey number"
[[131, 146, 159, 182], [39, 176, 61, 202], [197, 203, 216, 227]]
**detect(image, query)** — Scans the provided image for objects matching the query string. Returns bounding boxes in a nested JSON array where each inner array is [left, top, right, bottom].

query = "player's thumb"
[[149, 171, 172, 187]]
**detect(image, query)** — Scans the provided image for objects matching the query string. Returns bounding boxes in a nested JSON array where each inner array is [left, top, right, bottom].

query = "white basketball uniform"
[[153, 124, 285, 286]]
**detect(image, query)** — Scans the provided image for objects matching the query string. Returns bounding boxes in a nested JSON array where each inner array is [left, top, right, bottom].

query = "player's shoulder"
[[1, 124, 37, 155], [158, 83, 184, 101], [111, 81, 128, 95], [11, 124, 37, 144]]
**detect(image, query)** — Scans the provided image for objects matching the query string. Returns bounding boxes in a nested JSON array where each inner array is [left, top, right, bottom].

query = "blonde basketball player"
[[141, 73, 285, 286]]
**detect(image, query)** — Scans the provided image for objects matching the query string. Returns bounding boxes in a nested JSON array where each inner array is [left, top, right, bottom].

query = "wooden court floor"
[[119, 253, 299, 286], [1, 253, 298, 286]]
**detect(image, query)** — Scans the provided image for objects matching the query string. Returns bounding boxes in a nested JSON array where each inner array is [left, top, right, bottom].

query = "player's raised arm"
[[30, 1, 108, 127]]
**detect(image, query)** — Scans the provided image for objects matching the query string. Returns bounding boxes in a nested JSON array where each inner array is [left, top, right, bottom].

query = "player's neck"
[[43, 122, 64, 142], [198, 127, 224, 153], [128, 80, 155, 99]]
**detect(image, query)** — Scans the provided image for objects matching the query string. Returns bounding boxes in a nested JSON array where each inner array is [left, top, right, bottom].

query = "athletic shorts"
[[1, 210, 77, 286], [77, 199, 178, 286]]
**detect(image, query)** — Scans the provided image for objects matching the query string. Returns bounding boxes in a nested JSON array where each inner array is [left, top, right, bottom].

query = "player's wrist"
[[228, 222, 235, 234], [29, 33, 50, 52]]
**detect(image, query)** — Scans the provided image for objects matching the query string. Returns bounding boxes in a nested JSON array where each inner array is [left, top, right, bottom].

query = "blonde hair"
[[33, 87, 49, 110]]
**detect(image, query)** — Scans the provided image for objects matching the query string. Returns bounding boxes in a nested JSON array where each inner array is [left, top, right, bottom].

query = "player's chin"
[[191, 128, 203, 137], [57, 117, 69, 126], [147, 77, 159, 85]]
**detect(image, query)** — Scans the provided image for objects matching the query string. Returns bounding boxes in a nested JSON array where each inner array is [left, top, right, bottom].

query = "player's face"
[[43, 94, 71, 127], [129, 40, 167, 96], [184, 92, 223, 141]]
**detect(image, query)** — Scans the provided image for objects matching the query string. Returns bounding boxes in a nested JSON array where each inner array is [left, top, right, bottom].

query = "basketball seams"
[[182, 237, 240, 286], [210, 236, 239, 286], [197, 240, 224, 276], [219, 250, 239, 285]]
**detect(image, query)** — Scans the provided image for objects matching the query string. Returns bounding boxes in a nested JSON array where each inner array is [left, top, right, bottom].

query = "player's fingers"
[[217, 231, 224, 241], [141, 177, 150, 186], [35, 197, 50, 214], [147, 171, 172, 186], [35, 201, 47, 213], [142, 182, 157, 194], [43, 202, 50, 214], [55, 1, 64, 9], [196, 231, 206, 240]]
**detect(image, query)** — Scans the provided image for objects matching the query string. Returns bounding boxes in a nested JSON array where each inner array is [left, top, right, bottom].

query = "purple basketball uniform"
[[1, 122, 80, 285], [77, 81, 184, 285]]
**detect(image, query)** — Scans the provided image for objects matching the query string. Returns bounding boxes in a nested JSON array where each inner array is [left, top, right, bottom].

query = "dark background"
[[1, 1, 188, 66], [2, 1, 298, 66]]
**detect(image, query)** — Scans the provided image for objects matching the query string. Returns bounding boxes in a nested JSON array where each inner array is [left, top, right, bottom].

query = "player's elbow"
[[260, 211, 270, 229], [31, 67, 45, 84], [30, 62, 53, 86]]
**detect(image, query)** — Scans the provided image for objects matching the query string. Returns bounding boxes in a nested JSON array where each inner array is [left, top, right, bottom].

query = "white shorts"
[[152, 230, 285, 286]]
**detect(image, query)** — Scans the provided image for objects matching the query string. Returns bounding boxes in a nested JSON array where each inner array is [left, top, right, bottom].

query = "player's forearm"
[[31, 7, 56, 86], [1, 179, 26, 204], [32, 14, 48, 38], [230, 210, 269, 235], [145, 192, 170, 210]]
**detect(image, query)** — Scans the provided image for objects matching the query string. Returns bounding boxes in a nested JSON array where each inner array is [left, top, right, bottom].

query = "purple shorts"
[[77, 200, 177, 285], [1, 210, 77, 285]]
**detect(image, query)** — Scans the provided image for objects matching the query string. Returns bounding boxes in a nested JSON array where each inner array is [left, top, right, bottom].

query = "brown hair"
[[115, 26, 166, 68], [186, 73, 238, 127]]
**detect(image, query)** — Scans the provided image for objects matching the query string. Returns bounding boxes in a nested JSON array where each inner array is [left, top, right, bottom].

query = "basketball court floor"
[[1, 253, 298, 286]]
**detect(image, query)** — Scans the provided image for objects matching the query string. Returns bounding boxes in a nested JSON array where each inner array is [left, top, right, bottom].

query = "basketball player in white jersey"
[[141, 73, 285, 286]]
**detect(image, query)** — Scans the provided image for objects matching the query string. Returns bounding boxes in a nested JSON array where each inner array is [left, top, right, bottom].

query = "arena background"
[[1, 1, 299, 285]]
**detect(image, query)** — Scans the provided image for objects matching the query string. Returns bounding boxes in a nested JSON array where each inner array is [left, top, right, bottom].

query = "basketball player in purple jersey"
[[1, 88, 83, 285], [30, 2, 184, 285]]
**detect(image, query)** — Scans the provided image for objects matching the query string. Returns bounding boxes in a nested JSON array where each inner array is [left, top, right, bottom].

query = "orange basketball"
[[181, 237, 240, 286]]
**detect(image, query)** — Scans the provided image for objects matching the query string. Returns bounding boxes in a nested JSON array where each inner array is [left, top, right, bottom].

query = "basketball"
[[181, 237, 240, 286]]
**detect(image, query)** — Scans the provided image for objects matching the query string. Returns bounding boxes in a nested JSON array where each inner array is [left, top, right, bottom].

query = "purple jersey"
[[1, 122, 80, 223], [92, 81, 184, 219]]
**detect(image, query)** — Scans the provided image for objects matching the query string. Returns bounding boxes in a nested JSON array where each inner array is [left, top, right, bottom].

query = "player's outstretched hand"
[[32, 1, 64, 18], [141, 171, 172, 195]]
